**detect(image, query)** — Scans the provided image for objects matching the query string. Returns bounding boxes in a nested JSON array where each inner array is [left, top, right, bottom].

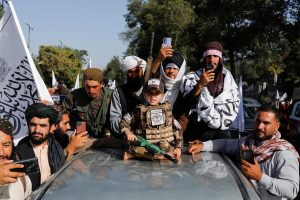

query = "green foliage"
[[121, 0, 195, 60], [104, 56, 126, 86], [37, 45, 87, 88], [0, 3, 3, 17], [122, 0, 300, 96]]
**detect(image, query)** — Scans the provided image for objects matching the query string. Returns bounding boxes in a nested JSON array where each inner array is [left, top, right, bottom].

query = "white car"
[[27, 147, 273, 200]]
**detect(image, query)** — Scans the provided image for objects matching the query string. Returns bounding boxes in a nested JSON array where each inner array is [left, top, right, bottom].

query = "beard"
[[127, 77, 144, 92], [30, 131, 49, 145]]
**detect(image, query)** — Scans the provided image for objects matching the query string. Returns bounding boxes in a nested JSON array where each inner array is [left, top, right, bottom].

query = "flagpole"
[[25, 22, 33, 49]]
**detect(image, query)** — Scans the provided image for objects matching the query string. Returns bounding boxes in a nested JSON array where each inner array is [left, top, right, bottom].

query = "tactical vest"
[[135, 103, 174, 144]]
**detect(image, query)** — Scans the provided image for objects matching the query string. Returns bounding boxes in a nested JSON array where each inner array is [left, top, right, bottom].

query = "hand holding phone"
[[241, 150, 255, 164], [11, 158, 40, 175], [76, 121, 86, 134], [205, 63, 214, 71]]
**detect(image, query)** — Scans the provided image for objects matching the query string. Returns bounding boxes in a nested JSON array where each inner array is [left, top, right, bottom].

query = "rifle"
[[144, 32, 155, 84], [136, 135, 177, 163]]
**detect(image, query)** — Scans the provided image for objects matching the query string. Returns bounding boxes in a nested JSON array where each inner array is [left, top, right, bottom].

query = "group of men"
[[0, 40, 299, 199]]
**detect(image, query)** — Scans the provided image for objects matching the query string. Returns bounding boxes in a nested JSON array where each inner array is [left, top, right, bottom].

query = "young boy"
[[121, 78, 183, 161]]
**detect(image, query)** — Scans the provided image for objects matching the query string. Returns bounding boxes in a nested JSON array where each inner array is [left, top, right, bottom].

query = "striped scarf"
[[245, 131, 300, 163]]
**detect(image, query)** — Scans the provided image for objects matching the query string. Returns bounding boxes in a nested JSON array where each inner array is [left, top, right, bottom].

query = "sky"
[[12, 0, 128, 69]]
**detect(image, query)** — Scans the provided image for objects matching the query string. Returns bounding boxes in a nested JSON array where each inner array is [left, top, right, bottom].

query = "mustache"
[[31, 132, 43, 136], [0, 155, 10, 160]]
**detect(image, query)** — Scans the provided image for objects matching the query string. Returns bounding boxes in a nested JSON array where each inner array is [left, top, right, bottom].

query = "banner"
[[0, 0, 53, 141]]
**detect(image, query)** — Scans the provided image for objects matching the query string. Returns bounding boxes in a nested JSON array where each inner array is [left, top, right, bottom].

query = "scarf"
[[160, 59, 186, 108], [48, 133, 65, 172], [245, 131, 300, 163], [86, 87, 112, 137], [195, 68, 239, 129]]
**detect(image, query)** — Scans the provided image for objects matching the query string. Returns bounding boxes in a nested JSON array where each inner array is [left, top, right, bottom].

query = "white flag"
[[0, 0, 53, 141], [275, 90, 280, 100], [74, 73, 80, 89], [52, 70, 58, 88]]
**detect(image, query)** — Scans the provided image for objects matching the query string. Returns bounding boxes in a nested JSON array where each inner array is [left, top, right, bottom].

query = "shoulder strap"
[[117, 86, 127, 116]]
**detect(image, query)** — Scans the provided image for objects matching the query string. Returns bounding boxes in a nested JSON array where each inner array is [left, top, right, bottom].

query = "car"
[[28, 147, 267, 200], [243, 97, 261, 116], [289, 100, 300, 135], [51, 95, 67, 105], [229, 105, 255, 138]]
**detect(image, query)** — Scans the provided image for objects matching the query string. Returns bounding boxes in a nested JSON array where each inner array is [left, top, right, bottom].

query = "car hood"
[[29, 148, 261, 200]]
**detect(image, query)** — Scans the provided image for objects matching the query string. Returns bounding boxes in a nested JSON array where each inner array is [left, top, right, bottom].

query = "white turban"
[[120, 56, 147, 74]]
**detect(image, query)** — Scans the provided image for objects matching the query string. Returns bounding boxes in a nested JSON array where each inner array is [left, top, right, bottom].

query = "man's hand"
[[200, 69, 215, 86], [157, 47, 173, 62], [241, 159, 263, 181], [173, 147, 182, 160], [193, 69, 215, 96], [125, 131, 137, 141], [187, 140, 203, 155], [65, 130, 88, 156], [0, 160, 25, 185], [151, 47, 173, 75]]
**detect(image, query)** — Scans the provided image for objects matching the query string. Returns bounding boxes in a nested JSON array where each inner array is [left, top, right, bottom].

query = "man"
[[0, 118, 32, 199], [63, 68, 112, 138], [109, 56, 147, 138], [151, 47, 186, 109], [16, 103, 65, 191], [173, 41, 239, 142], [53, 106, 88, 159], [188, 105, 299, 199]]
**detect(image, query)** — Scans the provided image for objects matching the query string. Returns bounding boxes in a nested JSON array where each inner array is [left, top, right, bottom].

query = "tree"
[[122, 0, 300, 98], [37, 45, 87, 88], [121, 0, 195, 61], [104, 56, 126, 86], [0, 3, 3, 17]]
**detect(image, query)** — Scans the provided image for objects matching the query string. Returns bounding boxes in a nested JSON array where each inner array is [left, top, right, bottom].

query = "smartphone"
[[205, 63, 214, 71], [11, 157, 40, 175], [241, 150, 255, 164], [76, 121, 86, 133], [162, 37, 172, 48]]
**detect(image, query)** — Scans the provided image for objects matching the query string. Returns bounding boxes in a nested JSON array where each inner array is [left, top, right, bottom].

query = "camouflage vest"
[[135, 102, 174, 144]]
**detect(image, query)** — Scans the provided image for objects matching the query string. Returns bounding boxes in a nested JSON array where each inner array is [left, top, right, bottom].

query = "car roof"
[[29, 148, 262, 200]]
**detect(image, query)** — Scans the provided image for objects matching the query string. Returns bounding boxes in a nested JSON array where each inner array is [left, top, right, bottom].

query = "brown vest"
[[135, 103, 174, 145]]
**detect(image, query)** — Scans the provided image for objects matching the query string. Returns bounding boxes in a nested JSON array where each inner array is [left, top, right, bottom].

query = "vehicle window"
[[243, 106, 255, 119]]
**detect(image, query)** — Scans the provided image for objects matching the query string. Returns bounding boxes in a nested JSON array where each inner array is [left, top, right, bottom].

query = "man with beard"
[[173, 41, 240, 142], [16, 103, 65, 191], [53, 106, 88, 159], [0, 119, 32, 199], [188, 105, 300, 199], [63, 68, 112, 138], [109, 56, 147, 138]]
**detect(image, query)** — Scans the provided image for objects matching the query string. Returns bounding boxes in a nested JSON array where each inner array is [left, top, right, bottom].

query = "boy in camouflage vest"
[[121, 78, 183, 161]]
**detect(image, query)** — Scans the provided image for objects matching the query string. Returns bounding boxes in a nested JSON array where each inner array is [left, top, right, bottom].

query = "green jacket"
[[63, 87, 112, 137]]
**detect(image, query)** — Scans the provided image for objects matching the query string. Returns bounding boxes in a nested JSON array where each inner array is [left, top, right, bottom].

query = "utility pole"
[[58, 39, 64, 48], [25, 23, 33, 49]]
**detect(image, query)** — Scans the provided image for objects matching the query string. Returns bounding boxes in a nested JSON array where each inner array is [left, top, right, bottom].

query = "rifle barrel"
[[149, 32, 155, 58]]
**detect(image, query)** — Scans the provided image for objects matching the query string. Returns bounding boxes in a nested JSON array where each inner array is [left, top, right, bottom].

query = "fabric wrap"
[[180, 68, 240, 130]]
